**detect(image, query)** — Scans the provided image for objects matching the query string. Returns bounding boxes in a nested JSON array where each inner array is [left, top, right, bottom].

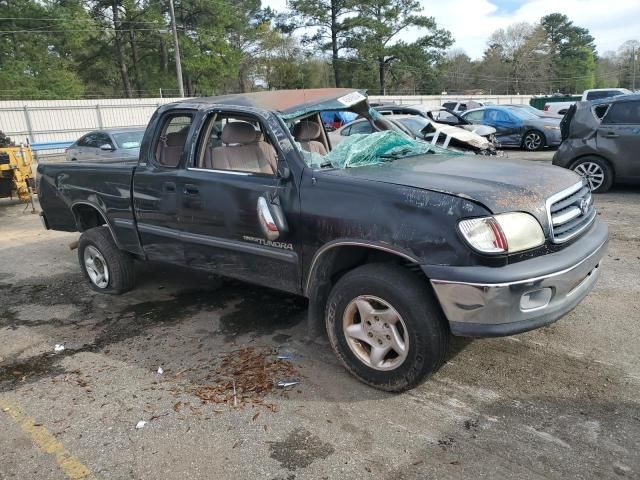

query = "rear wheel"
[[522, 130, 545, 151], [78, 226, 134, 294], [325, 263, 448, 392], [571, 156, 613, 193]]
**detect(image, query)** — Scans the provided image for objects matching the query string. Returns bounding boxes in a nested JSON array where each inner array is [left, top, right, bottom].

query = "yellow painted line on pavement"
[[0, 398, 96, 480]]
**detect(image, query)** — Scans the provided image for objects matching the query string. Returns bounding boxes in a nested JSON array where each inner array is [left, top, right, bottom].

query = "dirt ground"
[[1, 151, 639, 480]]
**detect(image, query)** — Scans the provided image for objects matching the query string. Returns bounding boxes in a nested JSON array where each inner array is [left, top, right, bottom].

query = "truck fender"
[[303, 240, 420, 339], [70, 201, 122, 250]]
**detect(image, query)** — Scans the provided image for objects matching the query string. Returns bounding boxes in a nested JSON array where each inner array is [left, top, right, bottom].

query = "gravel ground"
[[1, 151, 639, 480]]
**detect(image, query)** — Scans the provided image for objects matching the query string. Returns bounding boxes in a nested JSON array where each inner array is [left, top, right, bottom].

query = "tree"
[[283, 0, 358, 87], [443, 49, 475, 93], [616, 40, 640, 89], [346, 0, 452, 94], [0, 0, 87, 99], [540, 13, 597, 93], [485, 23, 551, 94]]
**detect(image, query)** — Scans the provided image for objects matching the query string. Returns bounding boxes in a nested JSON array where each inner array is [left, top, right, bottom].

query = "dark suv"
[[553, 94, 640, 192]]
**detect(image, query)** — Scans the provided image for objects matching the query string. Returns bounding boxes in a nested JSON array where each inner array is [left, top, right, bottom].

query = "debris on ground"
[[54, 344, 65, 353], [190, 347, 301, 412], [276, 379, 300, 388], [135, 420, 147, 429]]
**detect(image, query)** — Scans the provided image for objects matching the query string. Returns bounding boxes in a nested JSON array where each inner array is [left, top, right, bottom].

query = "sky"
[[263, 0, 640, 59]]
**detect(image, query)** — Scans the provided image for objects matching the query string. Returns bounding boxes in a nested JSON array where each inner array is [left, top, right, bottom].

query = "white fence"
[[0, 95, 534, 146]]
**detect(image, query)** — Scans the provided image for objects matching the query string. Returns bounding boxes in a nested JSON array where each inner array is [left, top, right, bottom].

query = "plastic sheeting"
[[324, 131, 458, 169]]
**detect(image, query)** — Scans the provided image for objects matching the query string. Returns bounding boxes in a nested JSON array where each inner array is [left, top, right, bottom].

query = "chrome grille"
[[547, 182, 596, 243]]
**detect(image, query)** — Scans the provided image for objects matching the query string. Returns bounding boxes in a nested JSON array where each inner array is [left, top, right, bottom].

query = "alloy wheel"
[[523, 132, 542, 150], [342, 295, 409, 371], [83, 245, 109, 288], [574, 162, 605, 191]]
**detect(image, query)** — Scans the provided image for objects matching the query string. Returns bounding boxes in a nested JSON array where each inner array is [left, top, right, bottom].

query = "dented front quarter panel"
[[299, 166, 492, 284]]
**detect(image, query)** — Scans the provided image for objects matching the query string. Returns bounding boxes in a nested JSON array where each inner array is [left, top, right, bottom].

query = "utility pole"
[[168, 0, 184, 97], [633, 45, 637, 91]]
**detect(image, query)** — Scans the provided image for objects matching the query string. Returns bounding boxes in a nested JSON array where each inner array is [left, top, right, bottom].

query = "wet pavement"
[[1, 152, 639, 479]]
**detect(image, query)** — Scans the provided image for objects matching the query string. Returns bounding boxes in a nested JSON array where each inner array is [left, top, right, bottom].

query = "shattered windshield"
[[285, 96, 461, 170], [299, 131, 459, 170]]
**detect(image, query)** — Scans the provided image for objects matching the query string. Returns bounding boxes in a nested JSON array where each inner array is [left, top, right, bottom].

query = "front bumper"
[[424, 219, 608, 337]]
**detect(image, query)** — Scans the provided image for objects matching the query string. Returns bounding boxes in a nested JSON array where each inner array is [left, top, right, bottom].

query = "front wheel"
[[325, 263, 448, 392], [78, 226, 134, 294], [522, 130, 545, 151]]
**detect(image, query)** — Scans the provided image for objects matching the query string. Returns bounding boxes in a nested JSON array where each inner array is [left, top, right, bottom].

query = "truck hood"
[[325, 154, 582, 228]]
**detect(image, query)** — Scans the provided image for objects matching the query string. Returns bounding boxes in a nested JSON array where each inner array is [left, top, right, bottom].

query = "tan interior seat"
[[293, 121, 327, 155], [204, 122, 277, 174], [157, 128, 188, 167]]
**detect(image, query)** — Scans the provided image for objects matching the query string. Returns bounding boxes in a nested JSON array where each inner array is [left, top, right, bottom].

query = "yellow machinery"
[[0, 145, 36, 212]]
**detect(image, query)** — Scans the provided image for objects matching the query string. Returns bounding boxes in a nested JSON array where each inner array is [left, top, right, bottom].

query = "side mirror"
[[257, 195, 289, 241], [100, 144, 114, 151]]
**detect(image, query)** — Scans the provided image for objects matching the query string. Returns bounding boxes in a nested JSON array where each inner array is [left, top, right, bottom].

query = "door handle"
[[605, 132, 619, 138], [183, 184, 199, 195], [163, 181, 176, 192]]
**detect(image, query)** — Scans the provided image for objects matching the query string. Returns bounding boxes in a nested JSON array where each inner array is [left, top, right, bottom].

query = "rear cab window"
[[153, 114, 193, 168], [586, 90, 624, 101]]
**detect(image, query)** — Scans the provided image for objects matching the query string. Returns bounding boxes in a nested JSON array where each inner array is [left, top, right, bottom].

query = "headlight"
[[543, 125, 560, 130], [458, 212, 545, 254]]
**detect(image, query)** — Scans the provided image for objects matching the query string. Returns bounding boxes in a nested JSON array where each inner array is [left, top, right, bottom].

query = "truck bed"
[[37, 160, 142, 254]]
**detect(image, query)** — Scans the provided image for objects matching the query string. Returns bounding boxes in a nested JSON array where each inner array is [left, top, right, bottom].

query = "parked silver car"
[[66, 128, 145, 162]]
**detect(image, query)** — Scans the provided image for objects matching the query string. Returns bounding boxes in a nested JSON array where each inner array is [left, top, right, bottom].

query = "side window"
[[76, 134, 89, 147], [458, 103, 467, 112], [95, 133, 113, 148], [80, 133, 100, 148], [602, 101, 640, 125], [464, 110, 484, 123], [340, 125, 352, 136], [195, 112, 277, 175], [349, 121, 373, 135], [442, 102, 456, 110], [154, 114, 193, 167], [486, 109, 510, 123]]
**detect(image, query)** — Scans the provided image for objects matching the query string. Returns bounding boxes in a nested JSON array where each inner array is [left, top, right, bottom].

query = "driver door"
[[178, 110, 301, 293]]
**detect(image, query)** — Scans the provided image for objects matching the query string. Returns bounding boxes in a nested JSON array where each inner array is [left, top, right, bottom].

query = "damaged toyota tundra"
[[38, 89, 608, 392]]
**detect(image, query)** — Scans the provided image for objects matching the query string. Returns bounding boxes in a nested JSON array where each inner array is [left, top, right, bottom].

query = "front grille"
[[547, 182, 596, 243]]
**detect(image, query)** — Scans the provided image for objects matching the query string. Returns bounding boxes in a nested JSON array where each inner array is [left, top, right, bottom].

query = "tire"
[[570, 156, 613, 193], [78, 226, 134, 294], [325, 263, 448, 392], [522, 130, 545, 151]]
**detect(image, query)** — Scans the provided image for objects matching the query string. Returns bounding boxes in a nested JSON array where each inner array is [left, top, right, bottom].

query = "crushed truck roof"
[[178, 88, 367, 118]]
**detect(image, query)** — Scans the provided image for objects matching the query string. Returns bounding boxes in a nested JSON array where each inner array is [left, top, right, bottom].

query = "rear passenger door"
[[178, 110, 301, 293], [597, 99, 640, 178], [484, 109, 520, 145], [133, 111, 195, 264]]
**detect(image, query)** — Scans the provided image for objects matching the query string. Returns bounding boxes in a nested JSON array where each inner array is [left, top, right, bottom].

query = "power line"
[[0, 28, 173, 35], [0, 17, 163, 25]]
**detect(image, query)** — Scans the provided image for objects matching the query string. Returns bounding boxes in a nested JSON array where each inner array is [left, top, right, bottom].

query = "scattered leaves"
[[190, 347, 300, 412]]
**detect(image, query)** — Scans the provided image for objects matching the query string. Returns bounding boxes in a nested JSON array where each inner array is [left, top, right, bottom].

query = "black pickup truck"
[[38, 89, 608, 392]]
